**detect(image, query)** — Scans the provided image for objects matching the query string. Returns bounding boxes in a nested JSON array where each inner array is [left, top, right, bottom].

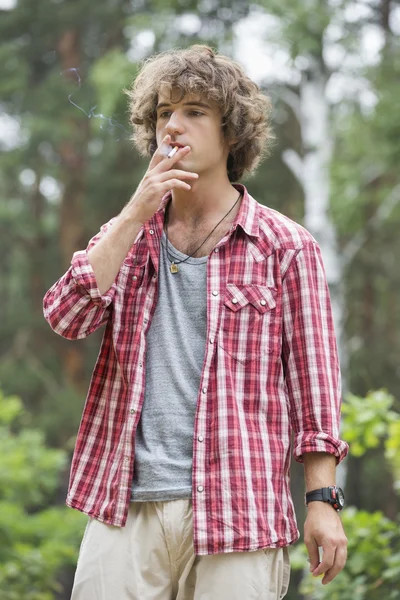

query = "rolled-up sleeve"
[[43, 219, 116, 340], [281, 241, 349, 464]]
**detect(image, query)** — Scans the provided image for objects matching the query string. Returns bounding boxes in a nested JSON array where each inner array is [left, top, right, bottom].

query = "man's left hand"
[[304, 502, 348, 585]]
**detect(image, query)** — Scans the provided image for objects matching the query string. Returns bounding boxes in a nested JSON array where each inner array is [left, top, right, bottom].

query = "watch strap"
[[305, 486, 343, 511], [306, 488, 332, 503]]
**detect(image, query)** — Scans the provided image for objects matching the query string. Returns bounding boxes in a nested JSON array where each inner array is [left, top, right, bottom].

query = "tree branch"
[[278, 87, 302, 124], [282, 148, 304, 188], [342, 183, 400, 268]]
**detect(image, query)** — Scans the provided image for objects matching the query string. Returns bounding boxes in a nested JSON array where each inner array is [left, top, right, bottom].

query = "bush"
[[0, 389, 86, 600], [292, 390, 400, 599]]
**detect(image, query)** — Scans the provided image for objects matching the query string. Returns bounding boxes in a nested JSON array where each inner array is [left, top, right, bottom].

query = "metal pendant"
[[170, 262, 179, 274]]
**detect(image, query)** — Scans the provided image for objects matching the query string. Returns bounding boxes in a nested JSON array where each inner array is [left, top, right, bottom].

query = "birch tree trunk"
[[282, 60, 347, 489]]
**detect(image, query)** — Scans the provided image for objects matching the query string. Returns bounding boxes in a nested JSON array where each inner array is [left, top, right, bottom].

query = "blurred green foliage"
[[341, 390, 399, 458], [292, 389, 400, 599], [0, 389, 86, 600]]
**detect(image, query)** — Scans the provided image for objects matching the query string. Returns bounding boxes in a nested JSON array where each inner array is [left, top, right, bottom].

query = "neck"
[[168, 174, 241, 228]]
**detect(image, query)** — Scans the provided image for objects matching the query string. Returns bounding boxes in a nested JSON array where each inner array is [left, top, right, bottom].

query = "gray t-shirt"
[[131, 230, 207, 501]]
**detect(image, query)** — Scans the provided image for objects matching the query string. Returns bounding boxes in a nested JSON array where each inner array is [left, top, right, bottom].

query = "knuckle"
[[303, 534, 312, 545]]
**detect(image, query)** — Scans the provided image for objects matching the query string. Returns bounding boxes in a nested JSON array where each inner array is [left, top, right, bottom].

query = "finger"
[[149, 136, 191, 171], [158, 178, 193, 193], [154, 146, 192, 173], [158, 169, 199, 182], [321, 545, 347, 585], [304, 538, 320, 573], [148, 135, 172, 169], [312, 545, 335, 577]]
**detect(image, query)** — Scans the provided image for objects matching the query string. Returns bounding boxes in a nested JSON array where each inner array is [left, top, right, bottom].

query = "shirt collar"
[[231, 184, 260, 239], [157, 184, 260, 239]]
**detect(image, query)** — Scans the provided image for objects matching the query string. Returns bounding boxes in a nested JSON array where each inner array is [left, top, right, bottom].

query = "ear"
[[228, 134, 238, 147]]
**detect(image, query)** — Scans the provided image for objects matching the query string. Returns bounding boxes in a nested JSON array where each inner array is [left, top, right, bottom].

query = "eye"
[[189, 110, 204, 116], [158, 111, 171, 118]]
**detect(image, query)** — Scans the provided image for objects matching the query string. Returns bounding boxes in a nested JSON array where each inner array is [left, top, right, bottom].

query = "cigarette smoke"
[[61, 67, 130, 141]]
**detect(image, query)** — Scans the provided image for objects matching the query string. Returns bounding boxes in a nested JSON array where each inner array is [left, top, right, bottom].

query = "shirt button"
[[260, 299, 266, 306], [202, 387, 207, 394], [197, 485, 204, 492], [198, 435, 204, 442], [149, 229, 155, 235], [124, 457, 129, 463], [209, 337, 214, 344], [132, 275, 138, 281], [144, 319, 148, 324], [139, 362, 143, 368], [153, 274, 157, 280], [130, 408, 136, 414], [232, 298, 238, 304], [212, 291, 218, 296], [214, 248, 219, 253]]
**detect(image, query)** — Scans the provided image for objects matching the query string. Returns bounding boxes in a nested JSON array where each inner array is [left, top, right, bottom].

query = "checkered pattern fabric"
[[43, 185, 348, 555]]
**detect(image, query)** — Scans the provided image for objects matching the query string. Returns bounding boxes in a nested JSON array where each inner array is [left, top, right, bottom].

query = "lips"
[[170, 143, 185, 149]]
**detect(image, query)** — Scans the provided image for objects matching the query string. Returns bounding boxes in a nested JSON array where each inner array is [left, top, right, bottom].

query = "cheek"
[[156, 121, 166, 140], [155, 128, 163, 144]]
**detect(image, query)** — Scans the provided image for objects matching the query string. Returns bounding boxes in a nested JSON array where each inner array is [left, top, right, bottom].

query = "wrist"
[[305, 486, 345, 512], [117, 208, 146, 230]]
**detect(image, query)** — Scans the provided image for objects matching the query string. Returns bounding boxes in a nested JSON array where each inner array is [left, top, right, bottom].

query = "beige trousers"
[[71, 498, 290, 600]]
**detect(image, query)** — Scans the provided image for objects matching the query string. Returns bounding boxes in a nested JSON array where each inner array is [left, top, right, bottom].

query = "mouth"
[[167, 142, 189, 159]]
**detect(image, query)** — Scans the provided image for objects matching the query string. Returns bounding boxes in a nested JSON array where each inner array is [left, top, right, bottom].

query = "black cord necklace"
[[163, 191, 242, 274]]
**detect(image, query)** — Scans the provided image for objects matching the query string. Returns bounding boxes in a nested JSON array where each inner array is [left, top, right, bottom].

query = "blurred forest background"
[[1, 0, 400, 598]]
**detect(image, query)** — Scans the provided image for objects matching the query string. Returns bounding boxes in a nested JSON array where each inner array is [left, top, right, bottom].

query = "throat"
[[163, 191, 242, 258]]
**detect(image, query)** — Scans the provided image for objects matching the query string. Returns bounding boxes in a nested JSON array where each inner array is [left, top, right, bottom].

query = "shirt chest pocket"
[[117, 251, 149, 294], [218, 283, 279, 363]]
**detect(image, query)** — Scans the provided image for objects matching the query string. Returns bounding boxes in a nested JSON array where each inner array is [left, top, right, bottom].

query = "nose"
[[165, 112, 184, 136]]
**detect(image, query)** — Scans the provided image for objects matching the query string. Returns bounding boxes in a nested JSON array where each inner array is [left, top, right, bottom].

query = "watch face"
[[336, 487, 345, 507]]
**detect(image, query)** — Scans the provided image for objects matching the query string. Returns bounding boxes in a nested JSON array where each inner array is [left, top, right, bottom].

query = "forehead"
[[157, 85, 217, 110]]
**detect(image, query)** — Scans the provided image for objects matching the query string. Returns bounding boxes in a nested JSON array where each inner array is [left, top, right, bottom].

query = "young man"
[[44, 45, 348, 599]]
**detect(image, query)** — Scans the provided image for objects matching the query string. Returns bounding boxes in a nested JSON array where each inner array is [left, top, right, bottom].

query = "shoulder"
[[252, 197, 317, 251]]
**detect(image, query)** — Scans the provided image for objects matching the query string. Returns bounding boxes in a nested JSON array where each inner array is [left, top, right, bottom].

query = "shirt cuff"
[[70, 250, 114, 306], [293, 431, 349, 465]]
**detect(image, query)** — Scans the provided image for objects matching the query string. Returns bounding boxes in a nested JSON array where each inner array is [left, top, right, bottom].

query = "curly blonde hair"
[[125, 45, 274, 182]]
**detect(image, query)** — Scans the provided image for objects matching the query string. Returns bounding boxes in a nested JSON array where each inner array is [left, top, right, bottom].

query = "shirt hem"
[[193, 529, 300, 556]]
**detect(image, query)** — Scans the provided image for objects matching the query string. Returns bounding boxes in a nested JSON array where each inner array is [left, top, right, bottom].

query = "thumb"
[[305, 538, 320, 573]]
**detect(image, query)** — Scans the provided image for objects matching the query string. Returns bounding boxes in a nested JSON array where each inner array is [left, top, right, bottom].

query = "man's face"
[[155, 87, 230, 177]]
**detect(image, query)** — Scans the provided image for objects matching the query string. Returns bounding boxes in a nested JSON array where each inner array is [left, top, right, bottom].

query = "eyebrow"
[[156, 101, 212, 111]]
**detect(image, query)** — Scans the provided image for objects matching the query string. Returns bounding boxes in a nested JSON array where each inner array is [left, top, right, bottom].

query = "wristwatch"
[[305, 486, 345, 511]]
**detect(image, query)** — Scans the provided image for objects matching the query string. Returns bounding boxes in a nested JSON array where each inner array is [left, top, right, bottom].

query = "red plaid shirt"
[[44, 185, 348, 555]]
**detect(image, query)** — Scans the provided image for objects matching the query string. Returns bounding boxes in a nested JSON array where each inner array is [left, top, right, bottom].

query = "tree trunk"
[[281, 56, 348, 501], [57, 29, 89, 393]]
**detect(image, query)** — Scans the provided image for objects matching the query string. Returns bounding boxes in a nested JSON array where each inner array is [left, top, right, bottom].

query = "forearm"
[[88, 213, 143, 295], [303, 452, 337, 492], [43, 262, 112, 339]]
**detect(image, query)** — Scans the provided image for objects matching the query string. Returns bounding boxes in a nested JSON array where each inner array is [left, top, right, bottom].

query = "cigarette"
[[167, 146, 179, 159]]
